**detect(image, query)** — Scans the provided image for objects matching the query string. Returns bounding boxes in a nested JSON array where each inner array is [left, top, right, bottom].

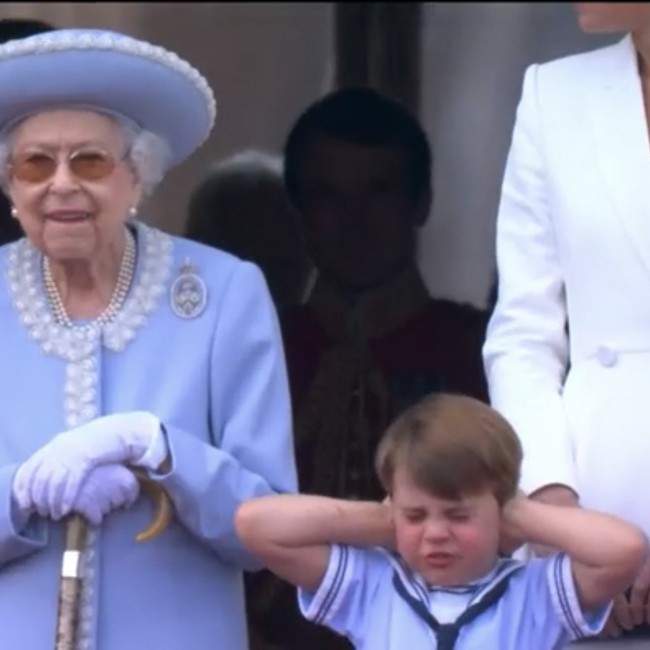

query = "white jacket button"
[[596, 346, 617, 368]]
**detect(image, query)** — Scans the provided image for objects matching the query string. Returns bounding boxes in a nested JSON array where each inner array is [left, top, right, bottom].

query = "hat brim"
[[0, 47, 213, 167]]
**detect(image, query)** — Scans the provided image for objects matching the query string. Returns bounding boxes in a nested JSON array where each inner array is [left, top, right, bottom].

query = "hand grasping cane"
[[54, 469, 173, 650]]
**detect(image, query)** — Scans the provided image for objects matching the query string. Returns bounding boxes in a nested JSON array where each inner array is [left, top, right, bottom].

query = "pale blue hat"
[[0, 28, 217, 168]]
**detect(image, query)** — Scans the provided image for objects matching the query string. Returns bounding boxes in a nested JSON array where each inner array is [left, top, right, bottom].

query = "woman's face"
[[5, 108, 140, 262], [574, 3, 650, 34]]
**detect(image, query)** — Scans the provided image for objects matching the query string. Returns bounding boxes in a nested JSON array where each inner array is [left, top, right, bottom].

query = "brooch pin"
[[170, 258, 207, 319]]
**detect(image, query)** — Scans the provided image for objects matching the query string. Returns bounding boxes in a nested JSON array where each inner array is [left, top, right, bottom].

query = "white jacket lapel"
[[589, 35, 650, 276]]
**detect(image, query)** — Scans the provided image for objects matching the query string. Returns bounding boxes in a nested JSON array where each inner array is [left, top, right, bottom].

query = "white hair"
[[209, 148, 284, 180], [186, 148, 292, 240], [0, 110, 171, 197], [189, 149, 287, 223]]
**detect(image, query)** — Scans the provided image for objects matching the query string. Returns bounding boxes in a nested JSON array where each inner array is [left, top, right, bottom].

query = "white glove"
[[13, 411, 161, 520], [72, 463, 140, 526]]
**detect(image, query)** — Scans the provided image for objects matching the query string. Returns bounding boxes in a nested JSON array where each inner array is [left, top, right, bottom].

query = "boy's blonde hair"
[[375, 393, 522, 505]]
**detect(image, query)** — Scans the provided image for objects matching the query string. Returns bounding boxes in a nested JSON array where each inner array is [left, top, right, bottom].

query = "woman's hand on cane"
[[12, 411, 165, 521], [70, 464, 141, 526]]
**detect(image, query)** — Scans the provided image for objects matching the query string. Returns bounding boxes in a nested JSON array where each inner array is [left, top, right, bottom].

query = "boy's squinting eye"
[[446, 508, 471, 523], [401, 509, 426, 523]]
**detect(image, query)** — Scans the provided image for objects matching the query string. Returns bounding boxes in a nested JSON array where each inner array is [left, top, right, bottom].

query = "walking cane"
[[54, 470, 173, 650]]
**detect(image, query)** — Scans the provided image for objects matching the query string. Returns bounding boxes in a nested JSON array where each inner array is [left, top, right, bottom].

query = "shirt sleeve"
[[545, 553, 611, 639], [519, 553, 610, 644], [297, 544, 391, 644], [0, 463, 47, 568], [133, 419, 168, 470]]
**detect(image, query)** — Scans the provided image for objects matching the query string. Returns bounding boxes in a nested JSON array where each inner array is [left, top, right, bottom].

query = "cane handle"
[[132, 469, 173, 543]]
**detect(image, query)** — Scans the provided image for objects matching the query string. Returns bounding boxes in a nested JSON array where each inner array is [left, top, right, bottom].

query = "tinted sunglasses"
[[9, 149, 121, 184]]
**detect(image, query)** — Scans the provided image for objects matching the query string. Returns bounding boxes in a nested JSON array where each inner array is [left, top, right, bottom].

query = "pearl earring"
[[128, 206, 137, 219], [10, 206, 17, 219]]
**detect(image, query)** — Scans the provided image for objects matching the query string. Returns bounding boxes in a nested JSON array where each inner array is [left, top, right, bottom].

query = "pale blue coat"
[[0, 222, 298, 649]]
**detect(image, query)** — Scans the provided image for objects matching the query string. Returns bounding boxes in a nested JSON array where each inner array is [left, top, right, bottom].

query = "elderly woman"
[[0, 28, 297, 650]]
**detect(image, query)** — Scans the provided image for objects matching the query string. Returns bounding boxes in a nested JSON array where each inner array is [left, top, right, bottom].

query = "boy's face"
[[391, 467, 501, 587]]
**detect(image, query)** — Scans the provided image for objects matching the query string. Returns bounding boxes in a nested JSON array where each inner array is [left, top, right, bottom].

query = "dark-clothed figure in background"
[[254, 87, 489, 650]]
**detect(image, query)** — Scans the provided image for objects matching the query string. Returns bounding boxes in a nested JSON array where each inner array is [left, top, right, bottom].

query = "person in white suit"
[[483, 3, 650, 641]]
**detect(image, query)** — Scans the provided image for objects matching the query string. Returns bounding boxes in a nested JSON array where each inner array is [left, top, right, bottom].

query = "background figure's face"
[[391, 468, 501, 587], [297, 135, 427, 292], [573, 3, 650, 33], [6, 109, 141, 262]]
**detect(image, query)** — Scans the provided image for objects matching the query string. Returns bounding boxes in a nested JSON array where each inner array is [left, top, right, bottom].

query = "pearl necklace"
[[42, 228, 137, 329]]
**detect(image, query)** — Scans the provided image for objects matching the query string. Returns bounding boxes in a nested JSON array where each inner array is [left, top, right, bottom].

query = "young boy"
[[235, 393, 648, 648]]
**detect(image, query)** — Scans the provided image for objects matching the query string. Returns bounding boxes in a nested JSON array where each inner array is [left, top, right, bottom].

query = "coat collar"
[[6, 221, 173, 361], [386, 550, 524, 611]]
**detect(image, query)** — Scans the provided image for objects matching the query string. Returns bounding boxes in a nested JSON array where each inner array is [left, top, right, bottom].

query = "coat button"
[[596, 346, 617, 367]]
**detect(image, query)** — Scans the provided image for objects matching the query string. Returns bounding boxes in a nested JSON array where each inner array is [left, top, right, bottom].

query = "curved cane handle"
[[131, 469, 173, 543]]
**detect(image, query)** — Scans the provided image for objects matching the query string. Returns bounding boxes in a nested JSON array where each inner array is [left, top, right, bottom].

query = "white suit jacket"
[[484, 35, 650, 533]]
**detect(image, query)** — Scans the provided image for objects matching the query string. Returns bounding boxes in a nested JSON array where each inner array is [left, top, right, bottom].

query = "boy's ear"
[[498, 526, 523, 558]]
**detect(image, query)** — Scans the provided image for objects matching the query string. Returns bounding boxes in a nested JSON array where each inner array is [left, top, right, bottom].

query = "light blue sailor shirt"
[[298, 545, 611, 649]]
